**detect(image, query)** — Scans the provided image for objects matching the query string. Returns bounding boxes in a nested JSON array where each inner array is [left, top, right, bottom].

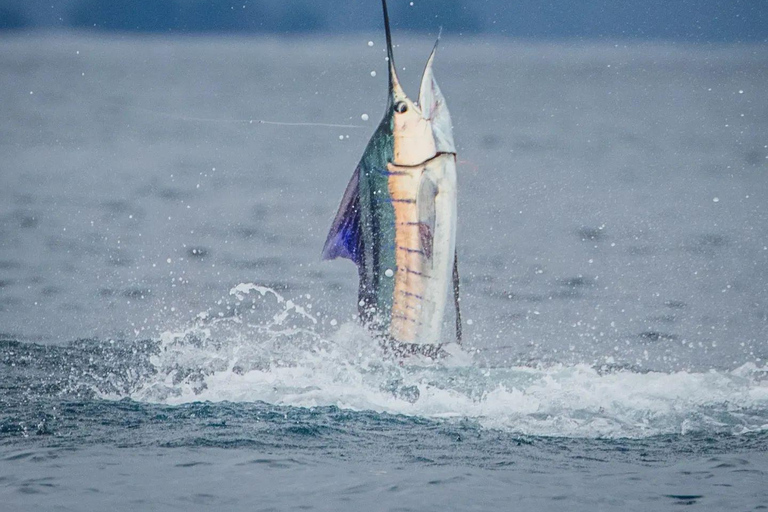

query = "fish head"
[[382, 1, 455, 166]]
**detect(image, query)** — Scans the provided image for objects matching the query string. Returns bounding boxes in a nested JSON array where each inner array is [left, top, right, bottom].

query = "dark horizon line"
[[2, 26, 767, 44]]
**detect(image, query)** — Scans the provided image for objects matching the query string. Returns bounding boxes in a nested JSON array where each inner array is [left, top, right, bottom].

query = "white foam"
[[124, 284, 768, 439]]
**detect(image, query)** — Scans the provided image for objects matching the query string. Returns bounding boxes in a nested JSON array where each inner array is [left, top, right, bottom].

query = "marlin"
[[322, 0, 461, 357]]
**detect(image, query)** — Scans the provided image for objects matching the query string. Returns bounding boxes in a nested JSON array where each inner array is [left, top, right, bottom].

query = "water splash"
[[121, 284, 768, 439]]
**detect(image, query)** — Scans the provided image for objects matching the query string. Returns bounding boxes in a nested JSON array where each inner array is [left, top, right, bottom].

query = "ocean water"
[[1, 33, 767, 510]]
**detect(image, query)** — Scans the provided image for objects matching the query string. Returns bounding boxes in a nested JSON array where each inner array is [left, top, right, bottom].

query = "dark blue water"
[[1, 34, 767, 510], [2, 336, 767, 510]]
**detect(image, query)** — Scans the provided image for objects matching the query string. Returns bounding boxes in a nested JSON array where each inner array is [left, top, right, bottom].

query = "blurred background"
[[1, 0, 766, 41], [0, 0, 766, 373]]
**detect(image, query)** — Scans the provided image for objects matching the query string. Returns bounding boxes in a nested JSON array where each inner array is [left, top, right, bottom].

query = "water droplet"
[[361, 113, 369, 121], [385, 269, 394, 278], [370, 70, 377, 77], [367, 41, 374, 47]]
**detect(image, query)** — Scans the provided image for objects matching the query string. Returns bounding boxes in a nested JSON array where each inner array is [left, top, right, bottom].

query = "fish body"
[[323, 0, 460, 351]]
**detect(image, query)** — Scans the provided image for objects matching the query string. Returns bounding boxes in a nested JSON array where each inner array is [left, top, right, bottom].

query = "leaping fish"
[[322, 0, 461, 357]]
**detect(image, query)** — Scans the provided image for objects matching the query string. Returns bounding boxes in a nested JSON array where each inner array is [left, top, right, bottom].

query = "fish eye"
[[394, 101, 408, 114]]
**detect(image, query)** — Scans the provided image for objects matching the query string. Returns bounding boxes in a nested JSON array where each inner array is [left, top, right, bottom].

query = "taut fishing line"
[[125, 104, 364, 129]]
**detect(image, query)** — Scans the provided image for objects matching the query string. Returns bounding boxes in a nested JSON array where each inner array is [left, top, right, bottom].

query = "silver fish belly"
[[388, 153, 457, 345]]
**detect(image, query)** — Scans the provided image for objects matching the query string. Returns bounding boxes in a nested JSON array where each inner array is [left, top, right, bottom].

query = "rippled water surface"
[[1, 34, 767, 511]]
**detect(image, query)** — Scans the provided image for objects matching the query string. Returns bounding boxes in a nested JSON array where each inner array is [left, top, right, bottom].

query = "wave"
[[113, 283, 768, 439]]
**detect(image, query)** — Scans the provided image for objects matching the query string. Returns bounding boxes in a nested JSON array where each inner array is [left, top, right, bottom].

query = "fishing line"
[[457, 159, 480, 174], [125, 104, 364, 129]]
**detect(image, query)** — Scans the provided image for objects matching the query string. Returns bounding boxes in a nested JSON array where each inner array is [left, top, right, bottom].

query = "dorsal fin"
[[322, 168, 362, 265]]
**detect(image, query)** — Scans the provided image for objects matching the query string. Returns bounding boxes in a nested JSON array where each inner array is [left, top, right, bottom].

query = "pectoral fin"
[[322, 168, 362, 265], [418, 223, 433, 260], [417, 176, 437, 263]]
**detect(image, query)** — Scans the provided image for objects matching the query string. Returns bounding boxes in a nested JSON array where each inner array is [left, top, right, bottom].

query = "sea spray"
[[112, 284, 768, 438]]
